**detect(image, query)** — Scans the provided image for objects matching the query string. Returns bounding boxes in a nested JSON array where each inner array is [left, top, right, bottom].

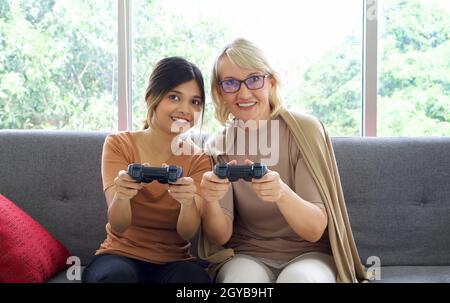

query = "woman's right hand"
[[113, 170, 143, 201], [200, 160, 236, 203]]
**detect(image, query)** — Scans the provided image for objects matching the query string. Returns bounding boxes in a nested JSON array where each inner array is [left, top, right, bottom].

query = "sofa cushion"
[[333, 137, 450, 267], [0, 194, 71, 282], [46, 267, 85, 283], [372, 266, 450, 283], [0, 130, 109, 266]]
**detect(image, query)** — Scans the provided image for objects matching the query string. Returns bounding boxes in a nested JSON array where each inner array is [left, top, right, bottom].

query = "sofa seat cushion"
[[0, 194, 71, 282], [372, 266, 450, 283], [46, 267, 85, 283]]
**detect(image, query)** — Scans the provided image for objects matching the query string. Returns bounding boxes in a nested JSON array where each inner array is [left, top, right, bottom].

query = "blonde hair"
[[211, 38, 283, 125]]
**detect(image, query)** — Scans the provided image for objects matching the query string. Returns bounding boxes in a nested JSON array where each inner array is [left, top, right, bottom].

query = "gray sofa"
[[0, 130, 449, 283]]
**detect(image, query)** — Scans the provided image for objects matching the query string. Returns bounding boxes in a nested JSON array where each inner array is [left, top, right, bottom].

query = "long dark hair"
[[143, 57, 205, 130]]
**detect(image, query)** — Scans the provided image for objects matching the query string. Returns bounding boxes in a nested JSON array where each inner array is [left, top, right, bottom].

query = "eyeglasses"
[[219, 74, 270, 93]]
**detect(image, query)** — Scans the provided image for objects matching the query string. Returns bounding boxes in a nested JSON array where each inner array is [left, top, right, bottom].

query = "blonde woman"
[[199, 38, 368, 283]]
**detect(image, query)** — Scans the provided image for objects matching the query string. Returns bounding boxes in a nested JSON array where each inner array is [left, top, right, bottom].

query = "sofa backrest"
[[0, 131, 108, 265], [333, 137, 450, 266], [1, 131, 449, 267]]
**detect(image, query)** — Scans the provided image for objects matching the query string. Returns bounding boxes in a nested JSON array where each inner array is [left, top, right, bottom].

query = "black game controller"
[[213, 162, 268, 182], [127, 164, 183, 184]]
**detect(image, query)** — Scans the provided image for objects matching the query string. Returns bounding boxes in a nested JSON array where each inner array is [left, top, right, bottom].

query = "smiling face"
[[217, 56, 274, 123], [152, 79, 203, 134]]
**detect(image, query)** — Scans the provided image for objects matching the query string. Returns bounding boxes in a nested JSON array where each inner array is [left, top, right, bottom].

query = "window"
[[0, 0, 117, 130], [131, 0, 363, 136], [2, 0, 448, 136], [378, 0, 450, 136]]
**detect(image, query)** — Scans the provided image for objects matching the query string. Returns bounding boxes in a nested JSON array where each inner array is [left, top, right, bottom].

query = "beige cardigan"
[[199, 108, 369, 283]]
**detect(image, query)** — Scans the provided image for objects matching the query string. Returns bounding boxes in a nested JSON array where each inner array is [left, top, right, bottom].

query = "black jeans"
[[82, 253, 211, 283]]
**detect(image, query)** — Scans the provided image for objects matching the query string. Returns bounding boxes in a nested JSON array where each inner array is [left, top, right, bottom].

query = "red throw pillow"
[[0, 194, 71, 283]]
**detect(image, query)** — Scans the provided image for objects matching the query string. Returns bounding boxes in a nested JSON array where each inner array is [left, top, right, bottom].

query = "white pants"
[[216, 252, 337, 283]]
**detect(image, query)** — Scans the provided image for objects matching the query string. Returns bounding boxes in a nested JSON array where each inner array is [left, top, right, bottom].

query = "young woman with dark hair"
[[82, 57, 211, 283]]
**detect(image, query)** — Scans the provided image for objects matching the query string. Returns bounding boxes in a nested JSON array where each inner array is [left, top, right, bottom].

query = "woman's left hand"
[[168, 176, 197, 206], [246, 160, 287, 203]]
